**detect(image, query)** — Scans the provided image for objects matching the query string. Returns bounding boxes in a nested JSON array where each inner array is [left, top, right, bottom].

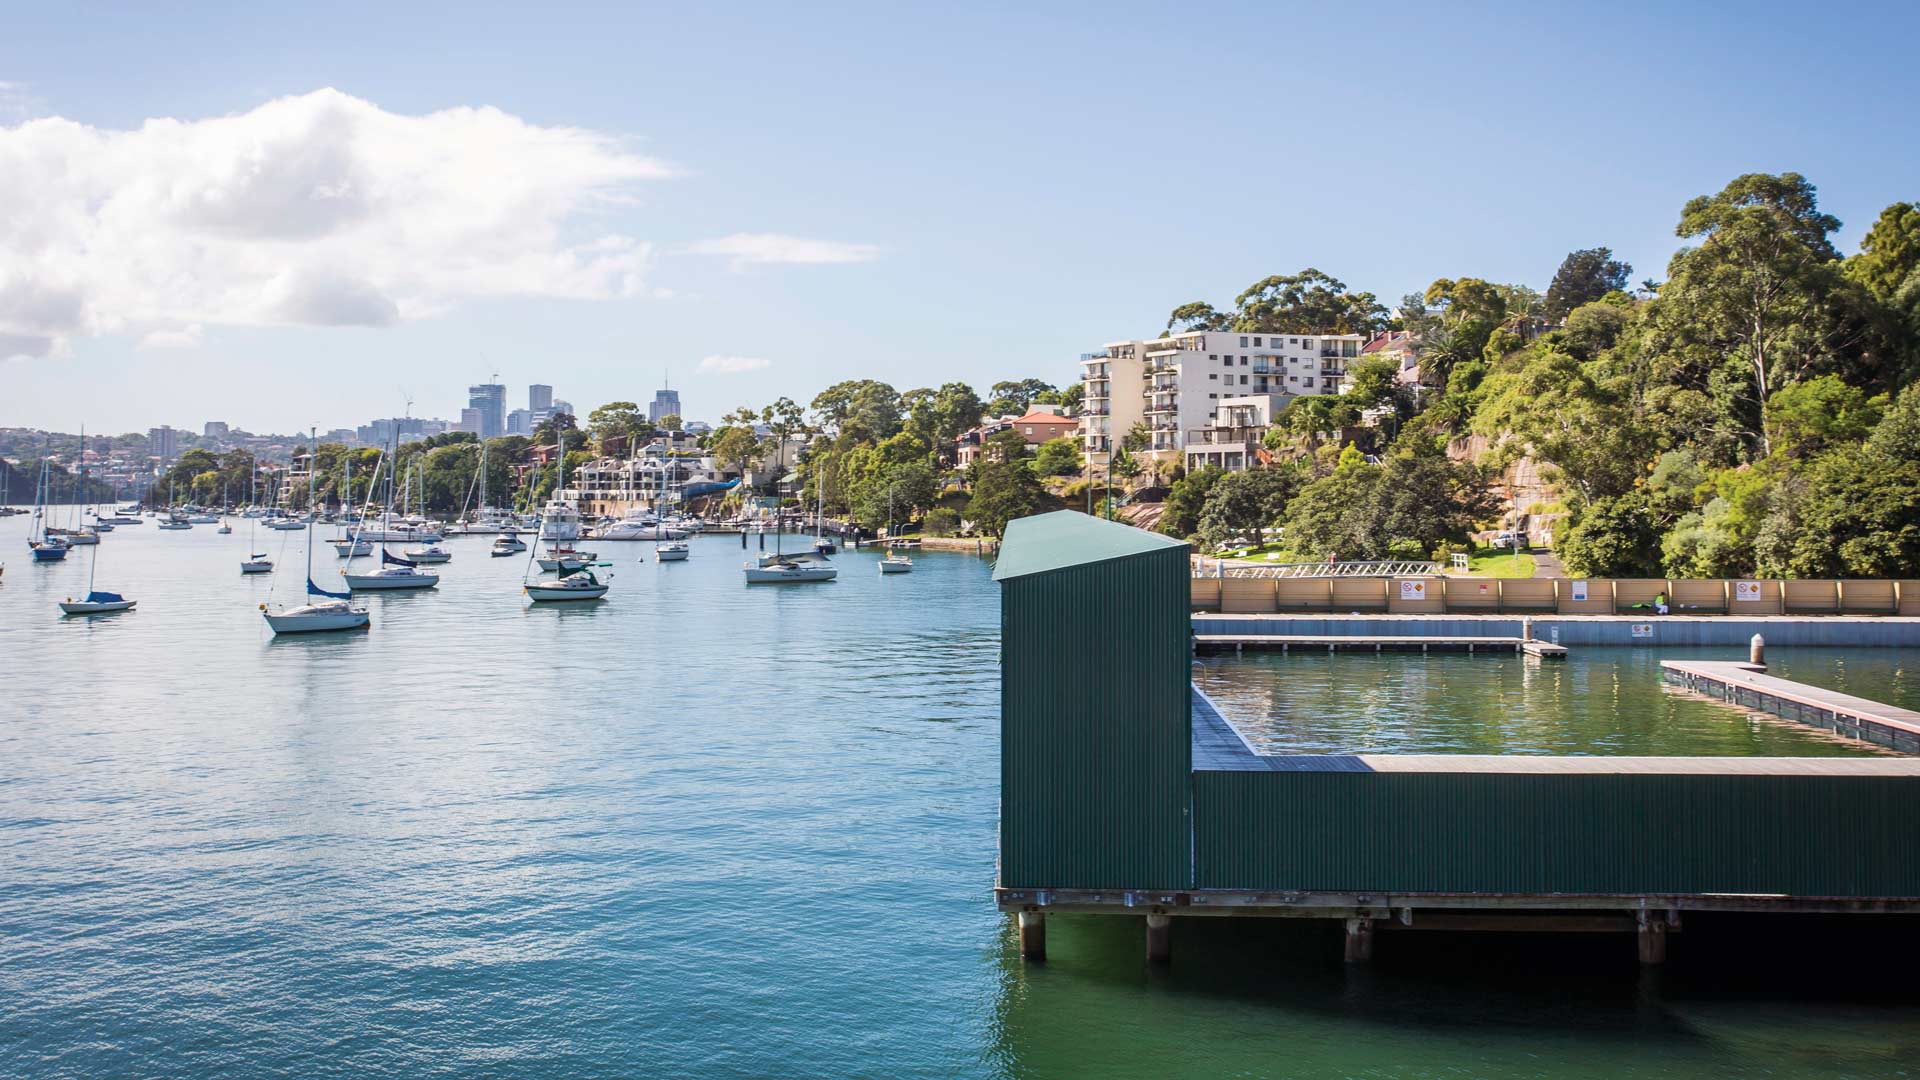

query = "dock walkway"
[[1195, 633, 1566, 657], [1662, 660, 1920, 753]]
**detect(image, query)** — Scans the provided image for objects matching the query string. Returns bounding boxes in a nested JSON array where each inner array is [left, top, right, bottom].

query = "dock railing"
[[1191, 575, 1920, 616]]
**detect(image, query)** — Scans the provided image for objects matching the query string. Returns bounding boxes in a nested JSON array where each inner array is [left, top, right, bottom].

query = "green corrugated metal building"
[[995, 511, 1192, 891], [995, 510, 1920, 964]]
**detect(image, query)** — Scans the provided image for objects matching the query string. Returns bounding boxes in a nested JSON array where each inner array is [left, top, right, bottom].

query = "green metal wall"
[[1000, 549, 1193, 890], [1194, 770, 1920, 896]]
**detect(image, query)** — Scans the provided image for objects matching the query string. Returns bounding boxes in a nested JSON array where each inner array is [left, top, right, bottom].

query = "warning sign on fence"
[[1735, 581, 1764, 602], [1631, 623, 1654, 638], [1399, 580, 1427, 600], [1570, 581, 1588, 602]]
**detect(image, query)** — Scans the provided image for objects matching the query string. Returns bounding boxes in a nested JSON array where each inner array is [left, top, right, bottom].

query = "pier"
[[997, 512, 1920, 971], [1195, 633, 1566, 657], [1663, 659, 1920, 754]]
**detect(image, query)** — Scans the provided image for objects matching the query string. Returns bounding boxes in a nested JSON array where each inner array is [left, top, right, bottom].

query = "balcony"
[[1186, 425, 1266, 447], [1319, 365, 1346, 376]]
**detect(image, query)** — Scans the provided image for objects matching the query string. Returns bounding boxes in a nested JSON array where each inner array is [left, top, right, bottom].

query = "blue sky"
[[3, 0, 1917, 433]]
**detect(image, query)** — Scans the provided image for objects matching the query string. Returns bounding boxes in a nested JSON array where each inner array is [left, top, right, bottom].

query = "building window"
[[1252, 337, 1262, 346], [1209, 393, 1218, 398], [1240, 356, 1248, 366], [1240, 374, 1248, 385], [1239, 336, 1248, 346], [1289, 338, 1299, 346], [1209, 355, 1217, 361], [1209, 372, 1217, 379]]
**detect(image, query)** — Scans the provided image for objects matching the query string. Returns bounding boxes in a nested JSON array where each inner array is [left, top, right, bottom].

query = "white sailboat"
[[240, 473, 273, 574], [654, 450, 691, 561], [744, 506, 836, 583], [28, 454, 72, 561], [59, 536, 135, 614], [342, 433, 439, 592], [262, 429, 370, 634], [523, 449, 610, 600], [60, 454, 135, 614], [879, 484, 912, 574]]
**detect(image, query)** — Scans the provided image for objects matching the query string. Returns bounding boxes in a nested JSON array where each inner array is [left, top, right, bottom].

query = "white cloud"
[[698, 354, 771, 374], [0, 87, 671, 358], [687, 232, 880, 268], [139, 324, 204, 350]]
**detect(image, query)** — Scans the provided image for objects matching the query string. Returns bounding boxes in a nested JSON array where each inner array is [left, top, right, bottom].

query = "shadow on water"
[[987, 914, 1920, 1078]]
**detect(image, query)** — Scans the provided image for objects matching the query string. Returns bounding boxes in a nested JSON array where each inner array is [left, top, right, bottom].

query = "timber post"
[[1636, 910, 1668, 965], [1750, 634, 1766, 668], [1018, 910, 1046, 961], [1145, 912, 1172, 964], [1344, 917, 1374, 963]]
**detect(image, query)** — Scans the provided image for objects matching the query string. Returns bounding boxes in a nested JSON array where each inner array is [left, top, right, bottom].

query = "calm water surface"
[[4, 513, 1919, 1078]]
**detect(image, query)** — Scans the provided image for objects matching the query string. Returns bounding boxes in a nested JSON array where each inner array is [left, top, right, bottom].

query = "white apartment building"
[[1080, 330, 1365, 464]]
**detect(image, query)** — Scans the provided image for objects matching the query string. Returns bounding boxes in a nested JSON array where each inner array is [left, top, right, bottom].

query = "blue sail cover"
[[84, 591, 125, 603], [382, 549, 417, 567], [307, 577, 352, 600]]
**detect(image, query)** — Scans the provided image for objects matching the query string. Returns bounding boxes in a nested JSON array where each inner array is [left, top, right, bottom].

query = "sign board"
[[1735, 580, 1764, 602], [1570, 581, 1588, 602], [1399, 579, 1428, 600], [1631, 623, 1654, 638]]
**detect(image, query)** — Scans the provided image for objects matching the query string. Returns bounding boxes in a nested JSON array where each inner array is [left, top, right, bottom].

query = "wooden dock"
[[1662, 660, 1920, 754], [1196, 634, 1566, 658]]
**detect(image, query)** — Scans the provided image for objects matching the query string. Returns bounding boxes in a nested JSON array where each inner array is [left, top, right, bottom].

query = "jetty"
[[996, 512, 1920, 970], [1663, 659, 1920, 754], [1195, 633, 1566, 657]]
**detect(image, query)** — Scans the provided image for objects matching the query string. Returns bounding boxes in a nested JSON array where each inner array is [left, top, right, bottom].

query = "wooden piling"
[[1344, 917, 1374, 963], [1146, 913, 1172, 964], [1636, 911, 1667, 965], [1018, 910, 1046, 961]]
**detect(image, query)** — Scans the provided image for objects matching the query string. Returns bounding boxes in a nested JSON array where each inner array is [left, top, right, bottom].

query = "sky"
[[3, 0, 1918, 434]]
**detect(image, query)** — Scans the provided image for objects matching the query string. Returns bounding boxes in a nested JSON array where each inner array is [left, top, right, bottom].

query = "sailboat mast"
[[306, 427, 317, 583]]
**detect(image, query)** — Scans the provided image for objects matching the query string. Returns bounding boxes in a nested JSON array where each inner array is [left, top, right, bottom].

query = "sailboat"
[[332, 454, 372, 557], [341, 426, 438, 592], [812, 476, 836, 555], [155, 478, 191, 529], [217, 479, 233, 534], [654, 449, 690, 561], [879, 483, 912, 574], [59, 531, 135, 614], [744, 504, 836, 583], [523, 448, 611, 600], [28, 454, 72, 561], [263, 430, 371, 634]]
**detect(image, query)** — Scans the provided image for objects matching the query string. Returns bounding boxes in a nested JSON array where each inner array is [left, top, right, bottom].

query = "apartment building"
[[1080, 330, 1365, 464], [1184, 395, 1282, 473]]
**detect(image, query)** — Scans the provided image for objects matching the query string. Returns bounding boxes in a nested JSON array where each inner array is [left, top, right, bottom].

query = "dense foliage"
[[1153, 173, 1920, 579]]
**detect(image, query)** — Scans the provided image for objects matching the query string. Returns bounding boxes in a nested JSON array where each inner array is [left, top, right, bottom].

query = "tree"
[[966, 456, 1051, 536], [1471, 347, 1654, 504], [986, 379, 1055, 416], [1280, 447, 1382, 557], [1847, 202, 1920, 302], [659, 413, 683, 433], [1107, 443, 1141, 482], [1764, 374, 1885, 458], [1644, 172, 1890, 459], [851, 461, 939, 529], [809, 381, 898, 442], [1032, 436, 1082, 477], [1544, 247, 1633, 320], [1197, 466, 1301, 549], [1558, 491, 1664, 577], [1121, 420, 1151, 452], [586, 401, 651, 450], [1754, 444, 1920, 578], [1168, 269, 1389, 336], [1159, 464, 1226, 538], [709, 425, 759, 477]]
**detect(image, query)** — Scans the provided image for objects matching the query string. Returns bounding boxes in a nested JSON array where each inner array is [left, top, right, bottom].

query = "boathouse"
[[994, 511, 1920, 965]]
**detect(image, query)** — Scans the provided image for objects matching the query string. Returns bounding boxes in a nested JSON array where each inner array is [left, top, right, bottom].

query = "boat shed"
[[994, 510, 1920, 967]]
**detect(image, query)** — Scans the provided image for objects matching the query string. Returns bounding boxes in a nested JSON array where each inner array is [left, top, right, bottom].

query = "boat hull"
[[241, 562, 273, 574], [60, 600, 136, 614], [743, 565, 837, 583], [655, 547, 690, 562], [263, 610, 370, 633], [342, 573, 440, 591], [880, 560, 913, 573], [525, 584, 609, 601], [31, 546, 70, 561]]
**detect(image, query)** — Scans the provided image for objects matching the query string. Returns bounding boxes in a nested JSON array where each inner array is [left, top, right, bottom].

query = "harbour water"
[[5, 516, 1920, 1077]]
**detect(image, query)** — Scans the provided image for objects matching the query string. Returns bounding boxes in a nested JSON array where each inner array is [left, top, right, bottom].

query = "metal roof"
[[992, 510, 1188, 581]]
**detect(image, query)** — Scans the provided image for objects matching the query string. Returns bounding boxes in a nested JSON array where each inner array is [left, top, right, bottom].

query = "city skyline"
[[6, 2, 1920, 432]]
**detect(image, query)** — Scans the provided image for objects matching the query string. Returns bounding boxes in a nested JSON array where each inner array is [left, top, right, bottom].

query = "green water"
[[1195, 648, 1915, 756], [5, 513, 1920, 1077]]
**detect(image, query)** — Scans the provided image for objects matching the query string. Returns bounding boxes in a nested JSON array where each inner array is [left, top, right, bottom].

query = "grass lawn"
[[1462, 546, 1537, 578]]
